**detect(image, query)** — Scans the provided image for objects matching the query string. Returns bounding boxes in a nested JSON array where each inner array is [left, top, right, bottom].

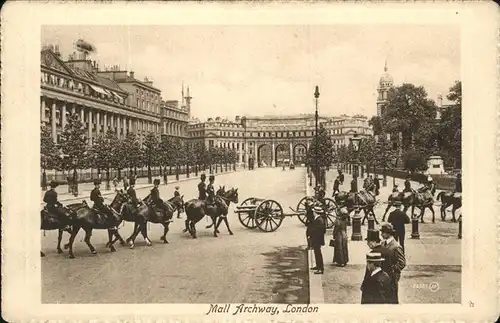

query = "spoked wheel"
[[323, 197, 338, 229], [297, 196, 314, 225], [237, 198, 258, 228], [255, 199, 284, 232]]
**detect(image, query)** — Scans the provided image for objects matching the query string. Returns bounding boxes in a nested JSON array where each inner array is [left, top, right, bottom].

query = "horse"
[[205, 186, 239, 235], [183, 193, 229, 238], [124, 195, 185, 248], [334, 185, 378, 225], [64, 191, 129, 259], [437, 191, 462, 222], [40, 204, 77, 257], [401, 186, 436, 223], [381, 192, 404, 222]]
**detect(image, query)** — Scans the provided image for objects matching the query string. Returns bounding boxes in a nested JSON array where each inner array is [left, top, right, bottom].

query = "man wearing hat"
[[206, 175, 216, 206], [360, 252, 393, 304], [174, 186, 181, 218], [403, 175, 412, 193], [43, 181, 70, 230], [126, 177, 140, 208], [90, 179, 113, 222], [198, 174, 207, 201], [332, 176, 341, 196], [150, 178, 168, 217], [387, 202, 411, 252], [380, 223, 406, 304], [338, 169, 344, 185], [309, 205, 327, 274], [373, 176, 381, 196]]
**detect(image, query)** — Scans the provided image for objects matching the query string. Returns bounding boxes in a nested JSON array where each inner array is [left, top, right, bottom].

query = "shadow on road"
[[261, 247, 309, 304]]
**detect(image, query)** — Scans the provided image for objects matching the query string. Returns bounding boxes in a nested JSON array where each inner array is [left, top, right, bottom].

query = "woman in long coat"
[[333, 207, 350, 266]]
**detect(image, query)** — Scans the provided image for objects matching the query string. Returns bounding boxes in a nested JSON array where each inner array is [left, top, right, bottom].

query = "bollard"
[[351, 209, 363, 241], [411, 215, 420, 239], [458, 216, 462, 239], [367, 214, 375, 230]]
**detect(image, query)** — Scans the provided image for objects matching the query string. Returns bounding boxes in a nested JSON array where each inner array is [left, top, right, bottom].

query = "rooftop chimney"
[[54, 45, 61, 58], [130, 71, 135, 79]]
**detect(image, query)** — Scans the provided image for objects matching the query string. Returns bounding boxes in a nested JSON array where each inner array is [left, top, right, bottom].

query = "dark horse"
[[401, 186, 436, 223], [124, 195, 185, 248], [205, 186, 239, 235], [64, 191, 129, 258], [40, 204, 78, 257], [183, 192, 229, 238], [437, 191, 462, 222], [334, 185, 378, 225]]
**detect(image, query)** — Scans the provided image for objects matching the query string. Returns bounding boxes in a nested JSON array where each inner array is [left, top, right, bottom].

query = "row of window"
[[208, 140, 245, 151], [136, 88, 160, 102], [41, 72, 126, 105], [163, 108, 186, 120], [136, 98, 160, 115]]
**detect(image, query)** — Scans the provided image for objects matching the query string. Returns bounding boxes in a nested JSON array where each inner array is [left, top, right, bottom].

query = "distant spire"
[[384, 59, 388, 72], [187, 86, 190, 97], [182, 82, 185, 105]]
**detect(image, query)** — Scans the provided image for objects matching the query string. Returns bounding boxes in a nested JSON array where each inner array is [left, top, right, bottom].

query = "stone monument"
[[426, 155, 446, 175]]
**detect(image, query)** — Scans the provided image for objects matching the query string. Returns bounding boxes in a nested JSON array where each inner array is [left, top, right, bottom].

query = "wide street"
[[41, 167, 311, 304]]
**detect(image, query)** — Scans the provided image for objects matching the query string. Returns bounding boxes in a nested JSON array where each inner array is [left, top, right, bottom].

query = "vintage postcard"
[[1, 1, 498, 322]]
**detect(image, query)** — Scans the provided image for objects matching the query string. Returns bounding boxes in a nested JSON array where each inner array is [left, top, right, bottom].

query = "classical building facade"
[[187, 114, 373, 167], [40, 45, 190, 146]]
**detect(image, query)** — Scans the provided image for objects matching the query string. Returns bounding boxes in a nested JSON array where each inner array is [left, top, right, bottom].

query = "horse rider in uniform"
[[126, 177, 140, 209], [174, 186, 180, 197], [206, 175, 216, 206], [43, 180, 71, 231], [150, 178, 168, 217], [198, 174, 207, 201], [90, 179, 114, 225]]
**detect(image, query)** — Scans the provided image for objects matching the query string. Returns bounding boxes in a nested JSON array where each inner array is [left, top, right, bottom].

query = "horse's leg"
[[110, 228, 125, 251], [161, 223, 170, 243], [141, 222, 152, 245], [220, 216, 233, 235], [126, 222, 137, 243], [212, 216, 219, 237], [190, 220, 197, 239], [57, 229, 64, 254], [429, 204, 435, 223], [83, 228, 97, 255], [106, 230, 113, 248], [67, 225, 81, 259], [440, 204, 446, 221], [451, 205, 457, 222], [183, 219, 190, 233]]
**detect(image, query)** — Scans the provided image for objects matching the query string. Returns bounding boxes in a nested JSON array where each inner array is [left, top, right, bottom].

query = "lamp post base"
[[458, 216, 462, 239], [367, 215, 375, 230], [411, 217, 420, 239], [351, 210, 363, 241]]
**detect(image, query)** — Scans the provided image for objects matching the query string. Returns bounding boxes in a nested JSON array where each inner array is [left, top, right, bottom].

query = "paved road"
[[41, 167, 311, 304]]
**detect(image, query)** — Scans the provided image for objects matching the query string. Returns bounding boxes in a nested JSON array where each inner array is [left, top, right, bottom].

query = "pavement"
[[41, 166, 311, 304], [307, 168, 462, 304]]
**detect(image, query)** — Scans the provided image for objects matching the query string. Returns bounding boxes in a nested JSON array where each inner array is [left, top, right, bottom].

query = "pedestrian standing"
[[374, 176, 381, 196], [360, 252, 393, 304], [455, 173, 462, 193], [123, 175, 129, 191], [332, 177, 340, 196], [332, 207, 349, 267], [387, 202, 410, 252], [309, 206, 326, 275], [380, 223, 406, 304]]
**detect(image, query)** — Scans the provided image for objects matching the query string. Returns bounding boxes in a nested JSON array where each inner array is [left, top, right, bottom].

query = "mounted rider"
[[126, 177, 140, 208], [206, 175, 216, 206], [403, 175, 412, 193], [149, 178, 168, 217], [198, 173, 207, 201], [43, 180, 71, 231], [174, 185, 181, 197]]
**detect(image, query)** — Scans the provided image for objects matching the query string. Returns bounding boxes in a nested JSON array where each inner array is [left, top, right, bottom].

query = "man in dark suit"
[[332, 177, 341, 196], [380, 223, 407, 304], [374, 176, 381, 196], [403, 175, 412, 193], [360, 252, 393, 304], [387, 202, 411, 252], [308, 206, 326, 275], [338, 170, 344, 185]]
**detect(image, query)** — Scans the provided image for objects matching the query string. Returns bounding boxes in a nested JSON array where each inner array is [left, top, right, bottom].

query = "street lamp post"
[[314, 86, 320, 187], [350, 133, 363, 241]]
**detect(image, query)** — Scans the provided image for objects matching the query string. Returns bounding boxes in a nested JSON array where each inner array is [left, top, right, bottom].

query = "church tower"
[[184, 86, 192, 119], [376, 60, 394, 117]]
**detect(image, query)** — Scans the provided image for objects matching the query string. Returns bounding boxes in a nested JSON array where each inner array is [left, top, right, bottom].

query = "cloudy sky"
[[42, 25, 460, 121]]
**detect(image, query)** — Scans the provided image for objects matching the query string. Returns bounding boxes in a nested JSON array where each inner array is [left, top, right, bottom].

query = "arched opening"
[[275, 144, 291, 167], [293, 144, 307, 166], [257, 144, 272, 167]]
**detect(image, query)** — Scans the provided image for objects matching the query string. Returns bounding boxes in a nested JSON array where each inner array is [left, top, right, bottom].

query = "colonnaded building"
[[40, 43, 372, 170]]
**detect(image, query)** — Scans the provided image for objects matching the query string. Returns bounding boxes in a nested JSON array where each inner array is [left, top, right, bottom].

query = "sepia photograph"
[[1, 2, 498, 322]]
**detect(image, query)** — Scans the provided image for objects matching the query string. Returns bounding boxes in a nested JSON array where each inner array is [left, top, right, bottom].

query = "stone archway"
[[257, 144, 272, 167], [293, 143, 308, 166], [275, 144, 291, 167]]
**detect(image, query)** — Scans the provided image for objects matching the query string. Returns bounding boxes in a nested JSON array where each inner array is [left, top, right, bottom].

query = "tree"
[[373, 134, 398, 186], [359, 136, 376, 175], [90, 131, 119, 190], [58, 114, 88, 192], [122, 132, 142, 176], [402, 149, 428, 173], [439, 80, 462, 168], [142, 133, 159, 183], [40, 125, 60, 190], [376, 83, 438, 150], [307, 124, 334, 184]]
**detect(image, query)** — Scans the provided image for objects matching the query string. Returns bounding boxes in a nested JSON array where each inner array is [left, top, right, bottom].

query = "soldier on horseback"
[[126, 178, 140, 207], [403, 175, 412, 193], [43, 181, 71, 231], [198, 174, 207, 200], [90, 179, 116, 226], [206, 175, 216, 206]]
